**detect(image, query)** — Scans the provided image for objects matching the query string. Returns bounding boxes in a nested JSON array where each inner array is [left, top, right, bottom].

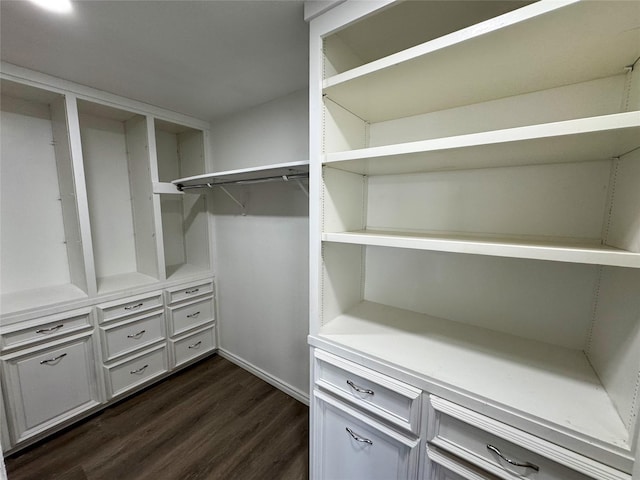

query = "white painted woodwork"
[[78, 100, 159, 294], [96, 291, 163, 324], [323, 2, 639, 123], [103, 343, 168, 399], [170, 324, 217, 368], [0, 82, 88, 314], [172, 160, 309, 190], [317, 301, 630, 454], [314, 349, 421, 434], [1, 332, 101, 444], [99, 311, 165, 362], [313, 389, 420, 480], [427, 396, 628, 480], [426, 445, 499, 480], [0, 308, 92, 353], [166, 297, 214, 337], [310, 2, 640, 475], [165, 280, 214, 305]]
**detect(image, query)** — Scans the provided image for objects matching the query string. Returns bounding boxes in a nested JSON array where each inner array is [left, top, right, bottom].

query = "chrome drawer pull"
[[130, 364, 149, 374], [127, 330, 146, 338], [188, 341, 202, 349], [186, 311, 200, 318], [185, 288, 200, 294], [487, 444, 539, 472], [124, 303, 144, 311], [346, 427, 373, 445], [40, 353, 67, 365], [36, 324, 64, 334], [347, 380, 374, 395]]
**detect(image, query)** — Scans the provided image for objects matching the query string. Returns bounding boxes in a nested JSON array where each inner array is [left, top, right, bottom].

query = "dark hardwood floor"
[[5, 355, 309, 480]]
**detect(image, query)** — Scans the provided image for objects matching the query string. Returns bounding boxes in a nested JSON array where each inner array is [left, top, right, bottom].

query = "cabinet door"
[[313, 390, 419, 480], [2, 332, 101, 444]]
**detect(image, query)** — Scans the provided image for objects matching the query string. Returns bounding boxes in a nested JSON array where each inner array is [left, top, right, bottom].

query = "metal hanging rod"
[[176, 172, 309, 191]]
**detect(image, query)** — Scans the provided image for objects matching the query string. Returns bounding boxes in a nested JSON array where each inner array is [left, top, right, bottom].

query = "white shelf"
[[318, 301, 629, 451], [324, 1, 640, 123], [323, 231, 640, 268], [324, 113, 640, 175], [172, 160, 309, 189], [0, 284, 88, 316], [96, 272, 159, 295], [165, 263, 211, 281]]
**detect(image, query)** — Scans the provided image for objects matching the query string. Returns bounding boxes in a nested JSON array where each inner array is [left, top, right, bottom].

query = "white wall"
[[209, 89, 310, 401]]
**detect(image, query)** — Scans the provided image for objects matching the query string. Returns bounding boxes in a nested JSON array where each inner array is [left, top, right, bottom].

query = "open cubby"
[[154, 118, 210, 280], [159, 194, 210, 280], [0, 80, 88, 313], [319, 242, 640, 455], [77, 100, 159, 294]]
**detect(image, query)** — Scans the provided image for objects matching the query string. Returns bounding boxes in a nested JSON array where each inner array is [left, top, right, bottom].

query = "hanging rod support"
[[295, 179, 309, 197], [218, 186, 246, 215]]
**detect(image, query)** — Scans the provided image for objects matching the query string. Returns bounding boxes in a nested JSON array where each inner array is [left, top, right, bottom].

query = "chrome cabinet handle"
[[124, 303, 143, 311], [130, 364, 149, 374], [346, 427, 373, 445], [185, 288, 199, 294], [487, 444, 539, 472], [127, 330, 146, 338], [40, 353, 67, 365], [36, 324, 64, 334], [186, 311, 200, 318], [347, 380, 374, 395], [188, 341, 202, 349]]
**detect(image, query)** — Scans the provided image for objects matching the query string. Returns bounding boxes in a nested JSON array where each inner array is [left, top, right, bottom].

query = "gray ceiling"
[[0, 0, 309, 121]]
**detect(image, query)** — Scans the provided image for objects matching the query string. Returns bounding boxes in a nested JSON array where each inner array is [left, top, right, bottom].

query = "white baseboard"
[[218, 348, 310, 406]]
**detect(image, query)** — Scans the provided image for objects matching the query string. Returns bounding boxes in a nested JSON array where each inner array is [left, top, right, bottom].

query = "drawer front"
[[166, 281, 213, 305], [427, 397, 593, 480], [314, 349, 421, 434], [2, 333, 101, 443], [97, 292, 163, 323], [1, 308, 92, 352], [426, 445, 500, 480], [313, 390, 419, 480], [167, 297, 214, 337], [100, 312, 165, 362], [105, 345, 168, 399], [171, 325, 216, 368]]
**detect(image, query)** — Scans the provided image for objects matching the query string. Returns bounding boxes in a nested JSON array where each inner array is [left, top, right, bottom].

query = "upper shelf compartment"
[[323, 0, 640, 123], [172, 160, 309, 191]]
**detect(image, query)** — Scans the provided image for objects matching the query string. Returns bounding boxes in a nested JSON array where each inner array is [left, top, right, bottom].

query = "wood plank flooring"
[[5, 355, 309, 480]]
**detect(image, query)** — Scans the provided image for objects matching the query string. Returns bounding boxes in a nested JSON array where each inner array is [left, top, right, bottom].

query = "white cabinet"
[[309, 1, 640, 479], [165, 280, 216, 369], [1, 330, 101, 444], [313, 389, 420, 480]]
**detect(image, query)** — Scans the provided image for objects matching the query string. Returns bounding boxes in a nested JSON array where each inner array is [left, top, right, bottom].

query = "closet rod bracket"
[[217, 185, 247, 216]]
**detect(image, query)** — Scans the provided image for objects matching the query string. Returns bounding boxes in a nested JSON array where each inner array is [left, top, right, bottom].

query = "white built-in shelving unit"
[[310, 0, 640, 476], [0, 65, 214, 316]]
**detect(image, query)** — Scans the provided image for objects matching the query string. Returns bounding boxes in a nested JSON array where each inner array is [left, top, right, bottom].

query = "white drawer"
[[314, 349, 421, 434], [99, 311, 165, 362], [104, 345, 168, 399], [426, 445, 500, 480], [0, 308, 92, 352], [167, 297, 214, 337], [165, 280, 213, 305], [427, 396, 610, 480], [313, 389, 420, 480], [171, 325, 216, 368], [97, 292, 163, 323]]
